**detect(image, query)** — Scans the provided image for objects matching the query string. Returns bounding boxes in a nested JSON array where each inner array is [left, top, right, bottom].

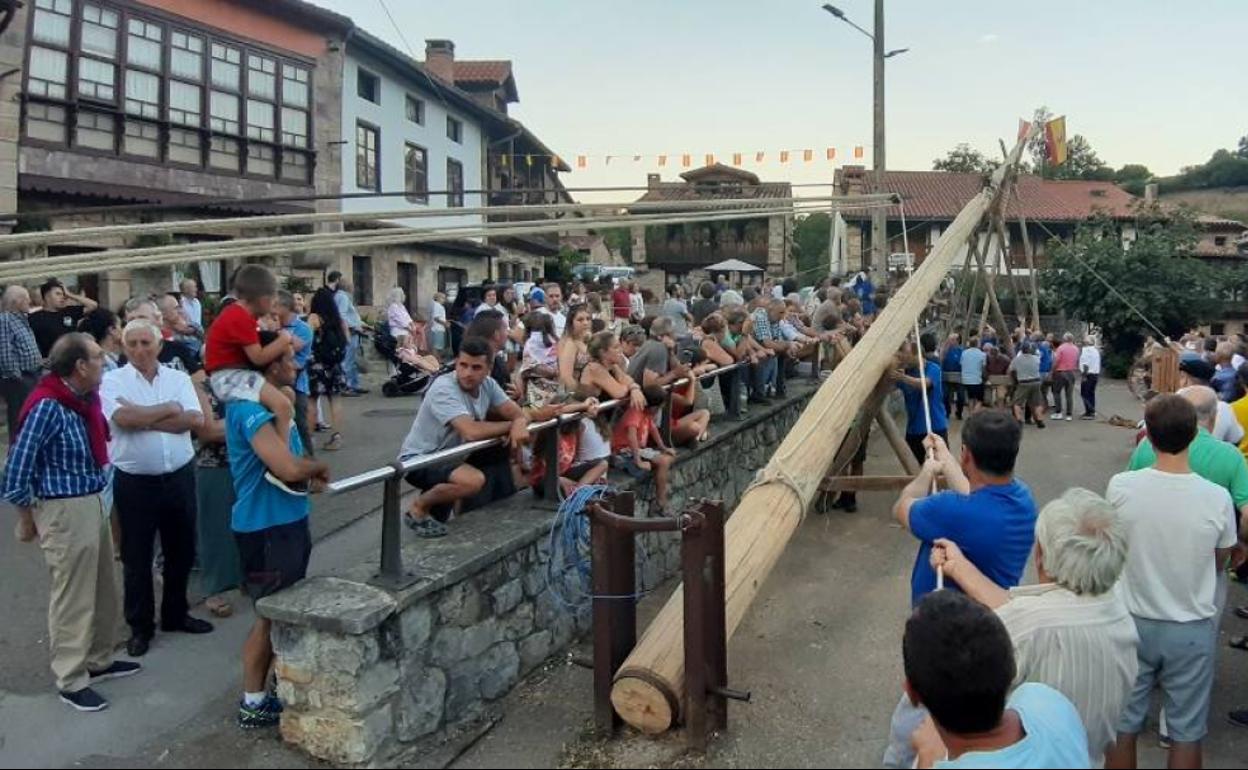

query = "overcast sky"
[[310, 0, 1248, 194]]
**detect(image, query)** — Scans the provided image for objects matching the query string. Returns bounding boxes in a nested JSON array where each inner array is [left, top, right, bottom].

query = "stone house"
[[0, 0, 353, 308], [629, 164, 794, 291]]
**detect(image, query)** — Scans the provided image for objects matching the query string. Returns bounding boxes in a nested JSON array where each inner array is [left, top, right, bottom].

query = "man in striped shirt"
[[5, 333, 139, 713]]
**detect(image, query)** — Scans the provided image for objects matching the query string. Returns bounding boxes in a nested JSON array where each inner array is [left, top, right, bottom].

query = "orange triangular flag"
[[756, 151, 765, 163], [826, 148, 836, 161], [779, 150, 790, 164], [854, 146, 864, 159], [1018, 119, 1032, 142], [658, 154, 667, 167], [682, 154, 692, 167], [803, 149, 814, 163], [732, 152, 742, 166]]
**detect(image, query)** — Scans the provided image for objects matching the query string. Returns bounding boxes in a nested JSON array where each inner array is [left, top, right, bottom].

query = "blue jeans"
[[343, 333, 361, 390], [750, 356, 785, 399]]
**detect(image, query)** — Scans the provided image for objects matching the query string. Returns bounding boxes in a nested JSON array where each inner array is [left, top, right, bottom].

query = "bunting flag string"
[[487, 145, 874, 170]]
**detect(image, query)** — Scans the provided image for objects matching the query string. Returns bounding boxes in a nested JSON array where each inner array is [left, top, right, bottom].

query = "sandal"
[[1230, 636, 1248, 652], [205, 595, 234, 618], [405, 515, 448, 539], [322, 432, 343, 451]]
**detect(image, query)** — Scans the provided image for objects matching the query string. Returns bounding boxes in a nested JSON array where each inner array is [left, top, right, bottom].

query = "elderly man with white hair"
[[0, 285, 45, 436], [101, 318, 212, 658], [929, 487, 1139, 766]]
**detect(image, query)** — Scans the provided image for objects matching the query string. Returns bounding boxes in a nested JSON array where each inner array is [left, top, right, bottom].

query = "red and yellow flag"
[[854, 146, 865, 159], [705, 153, 715, 167], [826, 148, 836, 161], [1045, 116, 1068, 166], [1017, 118, 1032, 142], [577, 155, 587, 169], [755, 151, 765, 163], [779, 150, 790, 164], [732, 152, 743, 166], [658, 154, 667, 167], [682, 153, 692, 168], [803, 149, 814, 163]]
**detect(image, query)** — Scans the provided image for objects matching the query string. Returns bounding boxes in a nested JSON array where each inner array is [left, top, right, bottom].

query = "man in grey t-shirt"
[[627, 317, 690, 388], [398, 339, 530, 538], [1008, 342, 1046, 428]]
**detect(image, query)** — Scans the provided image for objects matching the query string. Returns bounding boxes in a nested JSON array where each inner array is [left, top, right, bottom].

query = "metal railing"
[[328, 358, 757, 589]]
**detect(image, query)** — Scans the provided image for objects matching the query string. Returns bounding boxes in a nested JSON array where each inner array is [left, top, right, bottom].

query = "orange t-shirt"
[[611, 406, 655, 454]]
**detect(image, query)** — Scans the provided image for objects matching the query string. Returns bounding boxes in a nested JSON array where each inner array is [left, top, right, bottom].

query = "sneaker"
[[1052, 412, 1064, 420], [88, 661, 142, 683], [1036, 421, 1046, 430], [1066, 415, 1073, 422], [238, 698, 281, 729], [1080, 414, 1096, 421], [261, 694, 284, 715], [264, 471, 309, 496], [405, 515, 449, 539], [322, 432, 343, 452], [60, 687, 108, 712], [1230, 709, 1248, 729], [314, 422, 332, 433], [1159, 733, 1172, 749]]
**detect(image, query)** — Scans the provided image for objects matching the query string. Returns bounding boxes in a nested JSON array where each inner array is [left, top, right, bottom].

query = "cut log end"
[[610, 675, 675, 734]]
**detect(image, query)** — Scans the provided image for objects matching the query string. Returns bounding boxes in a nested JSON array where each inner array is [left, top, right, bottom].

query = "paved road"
[[453, 381, 1248, 769]]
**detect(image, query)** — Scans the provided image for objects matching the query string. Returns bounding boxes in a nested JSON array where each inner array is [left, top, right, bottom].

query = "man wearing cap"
[[1180, 358, 1244, 444]]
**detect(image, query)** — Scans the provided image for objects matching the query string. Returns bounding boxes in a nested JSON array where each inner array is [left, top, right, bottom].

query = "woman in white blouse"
[[386, 287, 417, 348]]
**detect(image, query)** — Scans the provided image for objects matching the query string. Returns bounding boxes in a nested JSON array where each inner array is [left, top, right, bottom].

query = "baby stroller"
[[372, 321, 439, 398]]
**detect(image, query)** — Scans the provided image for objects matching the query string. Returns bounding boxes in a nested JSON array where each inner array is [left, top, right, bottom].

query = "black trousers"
[[942, 382, 965, 419], [115, 462, 197, 638], [0, 372, 37, 441], [1081, 374, 1099, 416], [717, 367, 742, 417]]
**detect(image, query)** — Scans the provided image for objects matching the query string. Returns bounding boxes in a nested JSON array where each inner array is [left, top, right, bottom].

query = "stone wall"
[[258, 385, 814, 766]]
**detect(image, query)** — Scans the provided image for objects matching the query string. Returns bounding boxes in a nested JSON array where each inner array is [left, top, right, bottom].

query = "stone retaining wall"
[[258, 385, 814, 766]]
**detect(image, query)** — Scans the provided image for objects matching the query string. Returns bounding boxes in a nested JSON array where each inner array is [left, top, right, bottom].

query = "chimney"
[[647, 173, 661, 190], [842, 165, 868, 195], [1144, 182, 1158, 204], [425, 39, 455, 82]]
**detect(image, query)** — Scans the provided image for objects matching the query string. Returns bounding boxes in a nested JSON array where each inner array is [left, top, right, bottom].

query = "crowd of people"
[[6, 260, 1248, 767]]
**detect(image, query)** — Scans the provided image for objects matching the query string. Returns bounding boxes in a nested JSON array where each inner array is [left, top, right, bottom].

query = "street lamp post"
[[822, 2, 906, 276]]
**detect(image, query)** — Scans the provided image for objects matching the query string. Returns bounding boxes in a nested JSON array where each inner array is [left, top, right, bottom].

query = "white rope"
[[900, 200, 939, 496], [0, 202, 838, 281], [0, 193, 901, 249]]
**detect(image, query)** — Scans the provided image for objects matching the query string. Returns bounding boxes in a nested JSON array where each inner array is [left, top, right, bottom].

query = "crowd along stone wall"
[[258, 384, 814, 766]]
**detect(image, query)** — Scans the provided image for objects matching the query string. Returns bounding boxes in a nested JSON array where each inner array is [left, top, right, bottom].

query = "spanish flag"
[[779, 150, 790, 164], [854, 146, 865, 159], [577, 155, 587, 169], [803, 149, 814, 163], [705, 153, 715, 166], [826, 148, 836, 161], [1045, 116, 1068, 166], [756, 151, 765, 163], [658, 154, 667, 167], [682, 153, 692, 168]]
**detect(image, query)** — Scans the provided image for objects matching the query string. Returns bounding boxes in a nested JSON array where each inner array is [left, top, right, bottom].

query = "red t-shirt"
[[204, 302, 260, 372], [612, 287, 631, 319], [611, 406, 655, 453]]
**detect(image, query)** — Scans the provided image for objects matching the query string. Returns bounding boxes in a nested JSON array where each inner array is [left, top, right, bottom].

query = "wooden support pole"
[[821, 475, 917, 492], [1014, 187, 1042, 331], [608, 121, 1040, 735]]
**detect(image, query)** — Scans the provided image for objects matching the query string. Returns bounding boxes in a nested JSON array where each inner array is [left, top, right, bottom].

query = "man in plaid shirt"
[[0, 286, 44, 439], [749, 300, 792, 402]]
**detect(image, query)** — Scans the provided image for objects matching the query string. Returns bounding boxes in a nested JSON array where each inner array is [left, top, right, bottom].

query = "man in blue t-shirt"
[[904, 592, 1091, 769], [893, 410, 1037, 606], [895, 333, 949, 465], [226, 331, 330, 730], [940, 333, 965, 421], [1038, 333, 1055, 410]]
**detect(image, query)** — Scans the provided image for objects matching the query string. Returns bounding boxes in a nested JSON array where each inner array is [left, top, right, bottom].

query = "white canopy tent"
[[703, 258, 765, 274]]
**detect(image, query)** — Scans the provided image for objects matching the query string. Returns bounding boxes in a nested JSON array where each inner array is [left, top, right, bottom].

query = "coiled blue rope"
[[546, 484, 652, 612]]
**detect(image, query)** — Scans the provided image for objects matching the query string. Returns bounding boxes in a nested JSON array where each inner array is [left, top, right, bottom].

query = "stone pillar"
[[0, 4, 30, 229], [767, 215, 785, 277], [630, 224, 647, 268]]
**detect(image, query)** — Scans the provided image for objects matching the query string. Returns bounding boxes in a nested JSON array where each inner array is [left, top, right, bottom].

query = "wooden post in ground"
[[608, 122, 1040, 735], [1013, 186, 1042, 330]]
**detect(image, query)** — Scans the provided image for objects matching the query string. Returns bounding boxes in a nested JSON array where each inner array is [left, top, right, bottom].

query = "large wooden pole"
[[610, 123, 1041, 734]]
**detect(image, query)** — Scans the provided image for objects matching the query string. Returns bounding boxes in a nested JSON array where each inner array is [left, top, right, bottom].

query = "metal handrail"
[[327, 358, 749, 495]]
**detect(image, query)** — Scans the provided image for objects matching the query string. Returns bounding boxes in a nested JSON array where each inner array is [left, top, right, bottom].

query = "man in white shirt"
[[179, 279, 202, 331], [101, 319, 211, 658], [929, 487, 1138, 766], [1078, 336, 1102, 420], [1104, 394, 1239, 770], [538, 283, 567, 337]]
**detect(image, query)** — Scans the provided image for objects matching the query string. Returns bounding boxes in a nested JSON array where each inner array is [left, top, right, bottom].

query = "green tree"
[[1114, 163, 1154, 195], [1237, 134, 1248, 159], [600, 227, 633, 259], [1045, 135, 1113, 181], [1041, 209, 1222, 374], [932, 143, 999, 174], [792, 212, 831, 280]]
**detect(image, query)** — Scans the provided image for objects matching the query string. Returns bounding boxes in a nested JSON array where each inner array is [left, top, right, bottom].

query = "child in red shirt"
[[610, 385, 676, 513], [204, 264, 294, 439]]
